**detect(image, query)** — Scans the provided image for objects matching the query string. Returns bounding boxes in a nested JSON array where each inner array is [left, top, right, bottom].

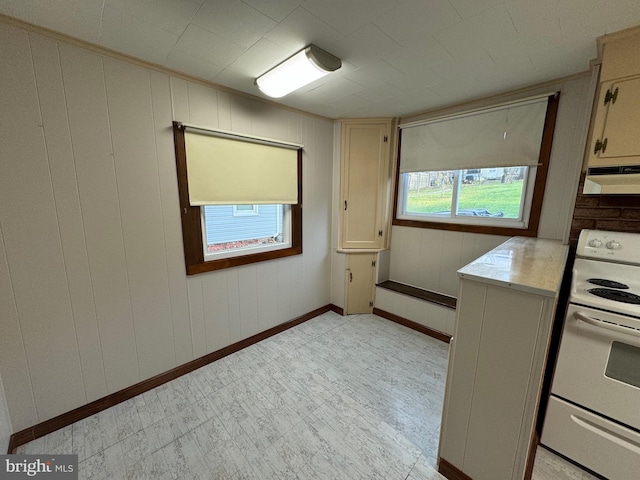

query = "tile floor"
[[15, 312, 595, 479]]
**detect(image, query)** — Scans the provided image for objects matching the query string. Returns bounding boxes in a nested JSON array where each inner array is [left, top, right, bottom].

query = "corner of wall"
[[0, 373, 13, 454]]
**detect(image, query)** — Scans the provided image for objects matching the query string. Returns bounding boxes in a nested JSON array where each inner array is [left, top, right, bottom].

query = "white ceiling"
[[2, 0, 640, 119]]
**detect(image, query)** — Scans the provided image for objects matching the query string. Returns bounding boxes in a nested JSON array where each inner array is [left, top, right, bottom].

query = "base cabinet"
[[438, 279, 557, 480], [344, 253, 377, 314]]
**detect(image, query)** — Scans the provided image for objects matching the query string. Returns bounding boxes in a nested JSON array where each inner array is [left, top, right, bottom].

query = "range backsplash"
[[570, 173, 640, 245]]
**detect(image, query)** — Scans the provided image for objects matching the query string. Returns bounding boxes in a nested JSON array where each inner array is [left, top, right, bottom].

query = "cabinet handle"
[[594, 138, 608, 155], [349, 272, 353, 283], [344, 200, 348, 211]]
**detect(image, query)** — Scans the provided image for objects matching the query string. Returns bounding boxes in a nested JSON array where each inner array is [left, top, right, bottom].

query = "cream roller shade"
[[399, 96, 550, 173], [184, 129, 299, 205]]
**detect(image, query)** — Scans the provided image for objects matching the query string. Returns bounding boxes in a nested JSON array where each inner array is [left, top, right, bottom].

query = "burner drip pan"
[[587, 278, 629, 289], [588, 288, 640, 305]]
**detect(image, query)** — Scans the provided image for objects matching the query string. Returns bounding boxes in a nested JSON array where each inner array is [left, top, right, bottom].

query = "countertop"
[[457, 237, 569, 297]]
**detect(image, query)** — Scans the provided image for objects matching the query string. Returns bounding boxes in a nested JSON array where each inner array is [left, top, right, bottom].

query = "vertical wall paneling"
[[103, 57, 176, 380], [0, 26, 86, 423], [186, 82, 219, 128], [226, 269, 242, 343], [255, 262, 279, 332], [0, 373, 12, 452], [238, 266, 260, 338], [0, 228, 37, 431], [201, 272, 231, 353], [186, 277, 207, 359], [229, 96, 254, 134], [0, 18, 334, 431], [537, 76, 593, 241], [438, 231, 465, 295], [149, 71, 193, 366], [171, 76, 207, 359], [29, 33, 107, 403], [58, 43, 140, 393], [416, 228, 444, 292], [216, 91, 232, 130]]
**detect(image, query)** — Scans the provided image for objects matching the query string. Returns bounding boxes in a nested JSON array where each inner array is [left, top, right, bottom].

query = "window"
[[203, 204, 290, 261], [393, 94, 559, 236], [397, 166, 535, 229], [173, 122, 303, 275], [232, 204, 259, 216]]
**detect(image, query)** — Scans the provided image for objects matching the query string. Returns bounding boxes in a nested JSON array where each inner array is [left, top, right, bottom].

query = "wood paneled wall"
[[0, 21, 334, 431]]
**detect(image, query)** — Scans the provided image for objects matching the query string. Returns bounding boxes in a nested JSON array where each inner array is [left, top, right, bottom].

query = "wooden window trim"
[[173, 122, 303, 275], [392, 94, 560, 237]]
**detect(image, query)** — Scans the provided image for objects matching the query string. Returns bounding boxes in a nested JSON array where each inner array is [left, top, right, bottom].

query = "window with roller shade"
[[393, 94, 559, 236], [173, 122, 303, 275]]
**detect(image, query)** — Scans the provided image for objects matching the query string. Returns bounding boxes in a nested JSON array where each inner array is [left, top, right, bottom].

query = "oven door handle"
[[574, 311, 640, 338]]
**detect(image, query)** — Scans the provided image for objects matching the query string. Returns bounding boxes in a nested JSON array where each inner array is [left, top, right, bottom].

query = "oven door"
[[551, 303, 640, 430]]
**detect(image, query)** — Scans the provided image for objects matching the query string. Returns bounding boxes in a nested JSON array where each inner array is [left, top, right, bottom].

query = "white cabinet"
[[438, 238, 567, 480], [339, 119, 395, 250], [587, 29, 640, 169], [344, 253, 377, 314]]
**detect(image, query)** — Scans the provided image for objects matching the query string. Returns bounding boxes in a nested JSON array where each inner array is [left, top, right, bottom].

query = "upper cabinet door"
[[340, 121, 391, 250], [595, 76, 640, 162]]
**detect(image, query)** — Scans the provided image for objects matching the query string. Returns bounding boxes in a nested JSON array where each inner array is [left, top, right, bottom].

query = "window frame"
[[392, 94, 559, 237], [173, 122, 302, 275]]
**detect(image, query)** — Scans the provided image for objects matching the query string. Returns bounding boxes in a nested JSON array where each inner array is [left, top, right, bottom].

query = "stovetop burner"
[[587, 278, 630, 289], [588, 288, 640, 305]]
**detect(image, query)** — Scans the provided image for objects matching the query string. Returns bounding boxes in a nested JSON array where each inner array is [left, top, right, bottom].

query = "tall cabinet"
[[339, 118, 396, 314]]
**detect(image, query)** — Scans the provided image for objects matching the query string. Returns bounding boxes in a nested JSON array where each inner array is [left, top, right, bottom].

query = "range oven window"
[[606, 341, 640, 389]]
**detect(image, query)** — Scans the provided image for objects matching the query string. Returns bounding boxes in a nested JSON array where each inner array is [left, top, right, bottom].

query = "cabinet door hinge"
[[371, 260, 376, 267], [594, 138, 608, 155], [378, 230, 383, 237], [369, 301, 374, 307], [383, 135, 388, 143], [604, 87, 618, 105]]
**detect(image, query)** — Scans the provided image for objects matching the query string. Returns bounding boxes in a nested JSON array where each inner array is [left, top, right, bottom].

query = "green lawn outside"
[[406, 180, 524, 218]]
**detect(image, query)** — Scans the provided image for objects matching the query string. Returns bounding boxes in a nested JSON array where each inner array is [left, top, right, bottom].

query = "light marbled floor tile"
[[408, 454, 448, 480], [13, 313, 597, 480], [111, 398, 144, 442], [43, 425, 73, 454], [532, 446, 601, 480], [134, 389, 166, 429]]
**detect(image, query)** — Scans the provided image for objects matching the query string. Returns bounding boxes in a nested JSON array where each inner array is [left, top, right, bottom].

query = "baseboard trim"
[[7, 303, 338, 454], [377, 280, 457, 310], [373, 308, 451, 343], [330, 304, 344, 316], [438, 458, 473, 480]]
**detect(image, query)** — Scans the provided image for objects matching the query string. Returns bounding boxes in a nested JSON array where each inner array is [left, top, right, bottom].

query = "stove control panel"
[[578, 230, 640, 265]]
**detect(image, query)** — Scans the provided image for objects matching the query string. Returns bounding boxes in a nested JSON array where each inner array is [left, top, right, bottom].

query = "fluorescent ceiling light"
[[256, 44, 341, 98]]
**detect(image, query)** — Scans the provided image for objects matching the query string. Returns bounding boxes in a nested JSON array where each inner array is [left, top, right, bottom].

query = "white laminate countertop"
[[457, 237, 569, 297]]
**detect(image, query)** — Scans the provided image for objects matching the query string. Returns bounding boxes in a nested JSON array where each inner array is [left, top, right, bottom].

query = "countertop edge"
[[457, 237, 569, 297]]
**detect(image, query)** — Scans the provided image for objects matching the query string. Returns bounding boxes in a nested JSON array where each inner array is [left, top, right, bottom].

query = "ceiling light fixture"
[[256, 44, 342, 98]]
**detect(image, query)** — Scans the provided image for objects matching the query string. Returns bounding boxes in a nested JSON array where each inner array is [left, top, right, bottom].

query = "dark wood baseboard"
[[7, 304, 339, 454], [373, 308, 451, 343], [377, 280, 457, 310], [330, 304, 344, 316], [438, 458, 473, 480]]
